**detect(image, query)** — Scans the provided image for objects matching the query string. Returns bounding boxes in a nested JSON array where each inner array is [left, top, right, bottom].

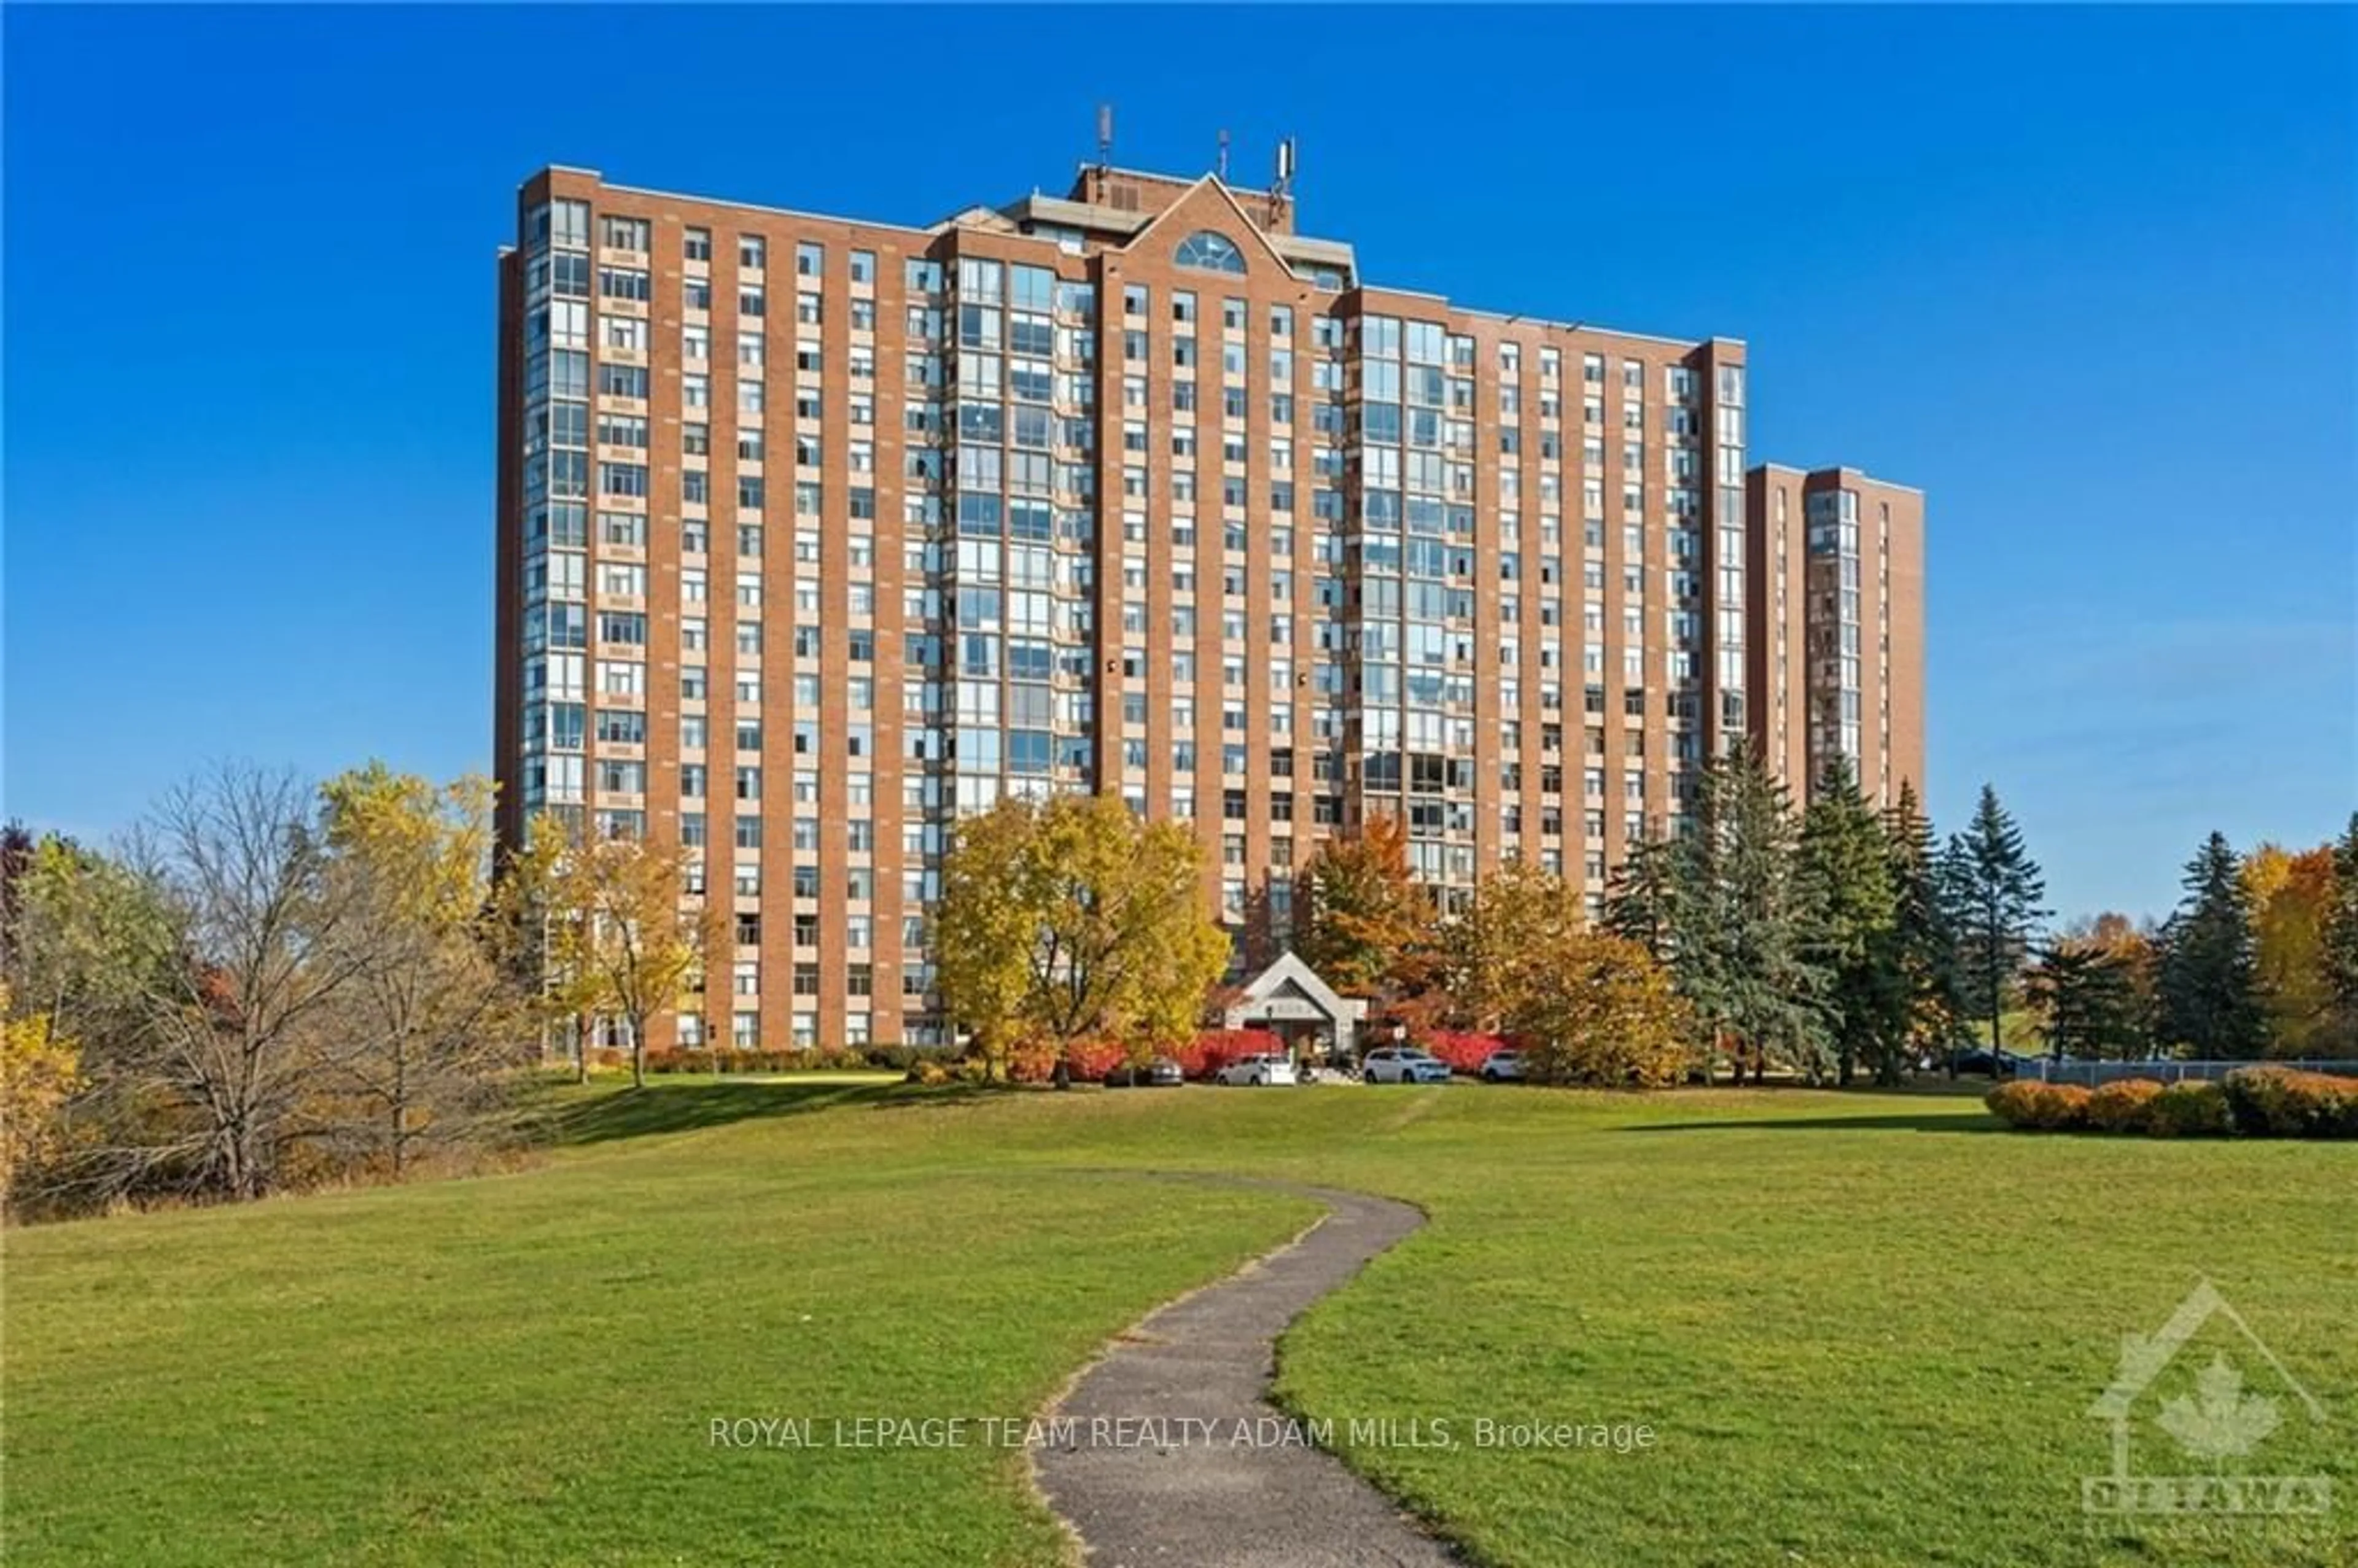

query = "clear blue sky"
[[5, 6, 2352, 921]]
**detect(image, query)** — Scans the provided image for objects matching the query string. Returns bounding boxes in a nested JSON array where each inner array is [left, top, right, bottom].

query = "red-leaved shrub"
[[1173, 1029, 1282, 1081], [1063, 1038, 1130, 1083], [1003, 1037, 1138, 1084], [1005, 1039, 1057, 1084], [1418, 1031, 1509, 1074]]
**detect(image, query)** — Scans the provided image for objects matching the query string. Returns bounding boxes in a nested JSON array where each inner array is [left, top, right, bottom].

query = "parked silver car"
[[1479, 1049, 1525, 1083]]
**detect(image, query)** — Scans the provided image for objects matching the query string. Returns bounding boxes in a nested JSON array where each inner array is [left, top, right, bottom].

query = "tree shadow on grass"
[[545, 1079, 905, 1146], [1617, 1111, 2006, 1135]]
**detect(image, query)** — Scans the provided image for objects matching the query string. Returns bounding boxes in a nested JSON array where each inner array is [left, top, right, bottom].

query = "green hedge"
[[2145, 1081, 2233, 1138], [640, 1044, 932, 1076]]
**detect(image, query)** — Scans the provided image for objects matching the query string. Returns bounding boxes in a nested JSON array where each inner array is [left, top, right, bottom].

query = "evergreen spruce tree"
[[2155, 831, 2267, 1059], [1880, 782, 1960, 1082], [1796, 758, 1899, 1086], [2025, 940, 2142, 1060], [1661, 768, 1732, 1064], [1940, 784, 2048, 1058], [2322, 812, 2358, 1053], [1603, 826, 1679, 963], [1671, 747, 1827, 1083]]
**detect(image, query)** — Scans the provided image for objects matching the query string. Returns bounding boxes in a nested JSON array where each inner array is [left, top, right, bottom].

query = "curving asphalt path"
[[1029, 1176, 1460, 1567]]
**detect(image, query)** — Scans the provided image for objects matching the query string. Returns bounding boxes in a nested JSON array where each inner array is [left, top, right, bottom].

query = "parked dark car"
[[1948, 1047, 2033, 1079], [1103, 1057, 1185, 1089]]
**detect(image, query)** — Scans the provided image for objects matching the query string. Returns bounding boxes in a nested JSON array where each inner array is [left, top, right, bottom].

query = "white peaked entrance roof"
[[1221, 953, 1368, 1057]]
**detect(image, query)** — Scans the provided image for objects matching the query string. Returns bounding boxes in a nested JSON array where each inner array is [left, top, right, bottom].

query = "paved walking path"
[[1030, 1176, 1461, 1567]]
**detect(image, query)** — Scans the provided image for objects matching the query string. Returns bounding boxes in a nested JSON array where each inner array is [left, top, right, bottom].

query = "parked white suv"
[[1361, 1046, 1452, 1084], [1214, 1053, 1298, 1087]]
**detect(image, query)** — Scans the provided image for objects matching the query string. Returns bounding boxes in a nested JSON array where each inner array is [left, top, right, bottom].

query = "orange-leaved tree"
[[1442, 860, 1689, 1086], [1293, 813, 1433, 1002]]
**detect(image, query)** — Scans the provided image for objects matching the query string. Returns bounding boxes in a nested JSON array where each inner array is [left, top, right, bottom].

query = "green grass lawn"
[[7, 1079, 2352, 1566]]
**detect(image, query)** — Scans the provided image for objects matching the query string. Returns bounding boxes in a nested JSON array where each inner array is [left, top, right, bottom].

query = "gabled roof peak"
[[1067, 163, 1294, 238]]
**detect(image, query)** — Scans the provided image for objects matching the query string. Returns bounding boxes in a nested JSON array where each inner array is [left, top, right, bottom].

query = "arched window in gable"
[[1175, 231, 1246, 274]]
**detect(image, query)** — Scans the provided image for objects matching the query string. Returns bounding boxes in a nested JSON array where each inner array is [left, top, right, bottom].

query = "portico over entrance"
[[1221, 953, 1366, 1062]]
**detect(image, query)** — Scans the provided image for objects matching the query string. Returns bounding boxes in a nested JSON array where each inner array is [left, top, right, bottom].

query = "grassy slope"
[[3, 1082, 1320, 1567], [7, 1081, 2353, 1567]]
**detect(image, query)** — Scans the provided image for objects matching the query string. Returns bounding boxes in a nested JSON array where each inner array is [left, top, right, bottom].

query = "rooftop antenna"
[[1272, 136, 1296, 219], [1095, 104, 1114, 172], [1216, 128, 1230, 182]]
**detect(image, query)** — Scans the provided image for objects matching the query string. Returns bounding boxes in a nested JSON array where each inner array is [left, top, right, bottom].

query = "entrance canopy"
[[1221, 953, 1367, 1059]]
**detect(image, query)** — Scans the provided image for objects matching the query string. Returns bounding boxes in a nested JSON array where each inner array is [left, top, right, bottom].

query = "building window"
[[1179, 233, 1244, 276], [549, 200, 590, 249]]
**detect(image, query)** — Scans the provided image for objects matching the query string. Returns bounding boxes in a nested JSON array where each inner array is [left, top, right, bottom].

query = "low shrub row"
[[638, 1044, 928, 1076], [2222, 1067, 2358, 1138], [901, 1029, 1291, 1088], [2086, 1078, 2165, 1132], [1986, 1068, 2355, 1138], [1986, 1081, 2096, 1131]]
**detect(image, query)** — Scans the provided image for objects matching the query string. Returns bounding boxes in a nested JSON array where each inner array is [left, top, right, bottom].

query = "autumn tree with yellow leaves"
[[504, 813, 728, 1090], [933, 793, 1228, 1077], [2243, 841, 2338, 1057], [1440, 859, 1692, 1086], [316, 764, 537, 1175], [1, 985, 82, 1205]]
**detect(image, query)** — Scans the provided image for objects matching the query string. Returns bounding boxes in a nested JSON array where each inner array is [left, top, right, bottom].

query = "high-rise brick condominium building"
[[495, 155, 1924, 1054], [1746, 466, 1925, 810]]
